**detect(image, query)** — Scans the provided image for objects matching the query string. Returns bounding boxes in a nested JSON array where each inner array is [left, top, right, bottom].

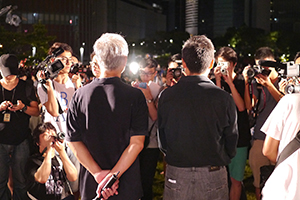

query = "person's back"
[[158, 35, 238, 200], [66, 33, 148, 200], [159, 76, 237, 167]]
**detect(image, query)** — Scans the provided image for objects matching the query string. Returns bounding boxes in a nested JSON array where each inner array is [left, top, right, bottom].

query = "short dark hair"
[[140, 58, 158, 69], [168, 53, 181, 65], [32, 122, 56, 144], [254, 47, 274, 60], [182, 35, 214, 74], [294, 52, 300, 62], [48, 42, 73, 55], [215, 47, 238, 65]]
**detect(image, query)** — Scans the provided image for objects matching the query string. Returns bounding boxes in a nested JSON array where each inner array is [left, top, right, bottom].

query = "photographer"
[[0, 54, 40, 200], [26, 122, 77, 200], [165, 53, 186, 88], [213, 47, 251, 200], [132, 57, 163, 200], [36, 42, 81, 199], [244, 47, 283, 200]]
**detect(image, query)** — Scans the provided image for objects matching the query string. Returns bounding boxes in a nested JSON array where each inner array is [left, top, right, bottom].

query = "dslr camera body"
[[246, 65, 271, 79]]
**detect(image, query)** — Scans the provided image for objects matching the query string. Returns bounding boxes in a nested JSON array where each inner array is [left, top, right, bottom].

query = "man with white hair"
[[66, 33, 148, 200]]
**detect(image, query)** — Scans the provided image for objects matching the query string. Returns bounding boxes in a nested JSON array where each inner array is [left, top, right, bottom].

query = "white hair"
[[93, 33, 129, 71]]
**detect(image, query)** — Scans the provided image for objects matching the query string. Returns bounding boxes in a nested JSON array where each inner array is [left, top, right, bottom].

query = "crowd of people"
[[0, 32, 299, 200]]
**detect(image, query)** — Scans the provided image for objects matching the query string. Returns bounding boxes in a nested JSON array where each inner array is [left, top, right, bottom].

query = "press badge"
[[4, 112, 10, 122]]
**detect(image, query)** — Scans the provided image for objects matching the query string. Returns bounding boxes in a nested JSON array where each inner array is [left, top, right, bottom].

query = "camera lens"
[[172, 68, 182, 79]]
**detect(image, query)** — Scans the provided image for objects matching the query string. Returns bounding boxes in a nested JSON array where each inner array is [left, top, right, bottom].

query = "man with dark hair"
[[37, 42, 81, 199], [158, 35, 238, 200], [26, 122, 77, 200], [244, 47, 283, 200], [66, 33, 148, 200]]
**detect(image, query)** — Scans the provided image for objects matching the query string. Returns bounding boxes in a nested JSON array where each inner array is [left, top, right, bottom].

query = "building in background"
[[0, 0, 166, 62]]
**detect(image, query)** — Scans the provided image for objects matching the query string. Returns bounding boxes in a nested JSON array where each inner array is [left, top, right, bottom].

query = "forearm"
[[24, 101, 40, 116], [34, 156, 52, 184], [44, 88, 59, 117], [266, 83, 284, 102], [59, 151, 78, 182], [110, 135, 145, 177], [67, 141, 102, 176], [147, 102, 157, 121], [215, 78, 222, 88], [228, 82, 245, 112], [244, 82, 252, 110]]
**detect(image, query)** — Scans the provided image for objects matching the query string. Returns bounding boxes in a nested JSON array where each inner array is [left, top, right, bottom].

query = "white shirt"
[[261, 93, 300, 200], [37, 78, 75, 134]]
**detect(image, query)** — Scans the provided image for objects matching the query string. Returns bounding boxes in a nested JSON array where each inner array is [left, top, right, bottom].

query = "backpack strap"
[[276, 130, 300, 167]]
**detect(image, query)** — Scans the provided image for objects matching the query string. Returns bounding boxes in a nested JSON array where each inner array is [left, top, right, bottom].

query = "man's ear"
[[182, 59, 190, 75], [209, 59, 214, 69]]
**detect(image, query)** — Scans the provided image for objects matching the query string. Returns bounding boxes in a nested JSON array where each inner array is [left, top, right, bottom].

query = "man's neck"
[[54, 73, 69, 84], [100, 71, 121, 79], [1, 76, 19, 90]]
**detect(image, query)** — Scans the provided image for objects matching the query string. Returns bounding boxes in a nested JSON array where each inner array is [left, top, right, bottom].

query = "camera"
[[171, 67, 183, 79], [285, 84, 300, 94], [217, 62, 229, 75], [70, 62, 83, 74], [246, 65, 271, 79], [258, 60, 300, 78], [54, 132, 65, 141], [35, 47, 65, 83]]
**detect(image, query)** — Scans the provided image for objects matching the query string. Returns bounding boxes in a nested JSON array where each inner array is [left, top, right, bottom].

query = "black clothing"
[[252, 79, 279, 140], [66, 77, 148, 200], [26, 154, 66, 200], [212, 76, 251, 147], [0, 79, 37, 145], [158, 75, 238, 168]]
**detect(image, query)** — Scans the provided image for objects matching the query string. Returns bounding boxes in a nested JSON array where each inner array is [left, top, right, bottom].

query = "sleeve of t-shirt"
[[66, 92, 82, 142], [261, 96, 287, 141], [37, 84, 48, 105], [27, 82, 38, 103], [129, 90, 148, 137]]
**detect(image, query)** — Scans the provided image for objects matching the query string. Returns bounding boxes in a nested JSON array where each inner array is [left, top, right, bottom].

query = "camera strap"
[[55, 155, 74, 196], [276, 129, 300, 167]]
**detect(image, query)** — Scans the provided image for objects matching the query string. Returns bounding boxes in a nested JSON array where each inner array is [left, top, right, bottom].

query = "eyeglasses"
[[140, 70, 156, 76], [56, 57, 74, 64]]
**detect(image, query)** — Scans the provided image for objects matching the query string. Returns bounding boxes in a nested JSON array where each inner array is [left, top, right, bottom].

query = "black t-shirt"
[[66, 77, 148, 200], [26, 154, 66, 200], [212, 76, 251, 147], [0, 79, 37, 145]]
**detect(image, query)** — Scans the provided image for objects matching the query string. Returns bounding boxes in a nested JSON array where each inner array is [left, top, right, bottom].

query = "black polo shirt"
[[66, 77, 148, 200], [158, 75, 238, 168]]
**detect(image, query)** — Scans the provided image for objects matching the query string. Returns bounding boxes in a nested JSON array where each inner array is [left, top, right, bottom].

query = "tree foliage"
[[0, 23, 55, 65]]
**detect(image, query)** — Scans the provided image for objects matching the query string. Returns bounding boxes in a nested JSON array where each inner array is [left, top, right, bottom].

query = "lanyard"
[[2, 86, 16, 103]]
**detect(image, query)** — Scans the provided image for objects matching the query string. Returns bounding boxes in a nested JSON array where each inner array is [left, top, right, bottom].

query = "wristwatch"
[[146, 99, 153, 103], [21, 105, 27, 112]]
